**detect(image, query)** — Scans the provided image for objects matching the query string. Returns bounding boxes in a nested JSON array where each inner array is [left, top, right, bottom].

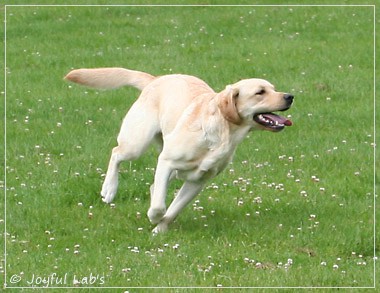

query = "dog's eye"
[[256, 89, 266, 95]]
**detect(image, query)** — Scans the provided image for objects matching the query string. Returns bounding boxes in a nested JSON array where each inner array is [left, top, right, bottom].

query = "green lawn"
[[2, 2, 378, 291]]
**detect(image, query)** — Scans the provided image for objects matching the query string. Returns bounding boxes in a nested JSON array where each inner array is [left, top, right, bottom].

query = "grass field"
[[2, 2, 378, 291]]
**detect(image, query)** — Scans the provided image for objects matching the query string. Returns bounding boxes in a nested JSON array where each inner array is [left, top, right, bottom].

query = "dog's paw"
[[147, 207, 166, 225], [100, 184, 117, 204], [152, 222, 168, 235]]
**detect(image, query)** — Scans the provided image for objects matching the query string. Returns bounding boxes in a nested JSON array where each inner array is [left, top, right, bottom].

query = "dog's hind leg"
[[101, 104, 159, 203], [101, 144, 141, 204]]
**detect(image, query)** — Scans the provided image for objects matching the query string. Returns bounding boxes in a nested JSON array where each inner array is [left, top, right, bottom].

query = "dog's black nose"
[[284, 94, 294, 104]]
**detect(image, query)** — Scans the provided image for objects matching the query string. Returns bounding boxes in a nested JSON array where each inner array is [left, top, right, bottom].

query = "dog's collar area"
[[253, 113, 292, 131]]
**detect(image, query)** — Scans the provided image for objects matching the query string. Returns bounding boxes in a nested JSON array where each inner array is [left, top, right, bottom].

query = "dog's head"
[[218, 78, 293, 132]]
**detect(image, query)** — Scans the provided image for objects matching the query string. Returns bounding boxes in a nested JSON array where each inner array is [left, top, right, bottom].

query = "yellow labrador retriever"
[[65, 67, 294, 234]]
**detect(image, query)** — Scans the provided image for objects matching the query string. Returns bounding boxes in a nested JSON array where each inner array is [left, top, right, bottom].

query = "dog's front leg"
[[152, 180, 205, 234], [147, 156, 173, 225]]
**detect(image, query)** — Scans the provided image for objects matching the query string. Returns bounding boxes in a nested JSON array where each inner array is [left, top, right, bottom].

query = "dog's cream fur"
[[65, 67, 293, 234]]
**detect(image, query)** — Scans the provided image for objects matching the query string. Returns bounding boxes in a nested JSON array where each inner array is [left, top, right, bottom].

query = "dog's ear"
[[218, 86, 242, 125]]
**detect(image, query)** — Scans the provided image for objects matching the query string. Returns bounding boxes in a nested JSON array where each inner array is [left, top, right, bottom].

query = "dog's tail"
[[64, 67, 156, 91]]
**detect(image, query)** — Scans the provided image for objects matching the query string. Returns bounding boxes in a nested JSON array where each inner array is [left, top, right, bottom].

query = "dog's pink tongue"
[[285, 119, 292, 126], [283, 118, 292, 126], [263, 113, 292, 126]]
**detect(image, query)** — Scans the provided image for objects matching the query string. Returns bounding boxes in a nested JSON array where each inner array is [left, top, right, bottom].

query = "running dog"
[[65, 67, 294, 234]]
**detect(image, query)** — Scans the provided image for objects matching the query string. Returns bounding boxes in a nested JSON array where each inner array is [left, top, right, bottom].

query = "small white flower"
[[300, 190, 307, 197], [173, 244, 180, 249]]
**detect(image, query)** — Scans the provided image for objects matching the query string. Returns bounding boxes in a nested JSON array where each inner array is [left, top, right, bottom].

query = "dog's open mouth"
[[253, 113, 292, 132]]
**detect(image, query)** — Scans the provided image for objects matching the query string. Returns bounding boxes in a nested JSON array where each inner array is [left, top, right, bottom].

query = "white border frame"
[[3, 3, 376, 290]]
